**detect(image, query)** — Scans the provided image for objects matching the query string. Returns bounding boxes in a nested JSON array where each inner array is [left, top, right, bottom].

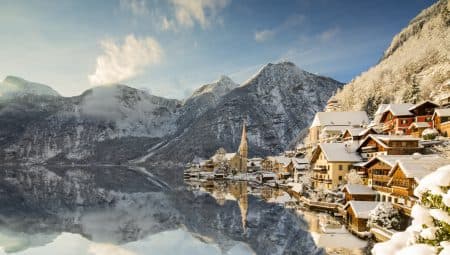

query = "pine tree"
[[402, 77, 420, 104]]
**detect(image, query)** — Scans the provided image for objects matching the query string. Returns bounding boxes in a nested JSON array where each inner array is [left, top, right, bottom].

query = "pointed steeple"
[[238, 120, 248, 158]]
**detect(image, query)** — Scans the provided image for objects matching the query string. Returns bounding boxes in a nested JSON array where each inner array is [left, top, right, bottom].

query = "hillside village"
[[184, 91, 450, 244]]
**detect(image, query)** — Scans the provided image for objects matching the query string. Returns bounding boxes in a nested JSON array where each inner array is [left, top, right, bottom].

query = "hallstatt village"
[[185, 93, 450, 247]]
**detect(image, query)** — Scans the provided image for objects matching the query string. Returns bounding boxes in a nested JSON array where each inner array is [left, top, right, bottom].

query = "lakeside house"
[[344, 201, 380, 233], [310, 143, 362, 189]]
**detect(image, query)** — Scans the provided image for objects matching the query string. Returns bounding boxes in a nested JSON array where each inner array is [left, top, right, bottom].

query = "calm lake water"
[[0, 165, 358, 255]]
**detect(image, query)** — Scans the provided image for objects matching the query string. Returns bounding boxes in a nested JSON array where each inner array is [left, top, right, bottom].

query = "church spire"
[[238, 120, 248, 158]]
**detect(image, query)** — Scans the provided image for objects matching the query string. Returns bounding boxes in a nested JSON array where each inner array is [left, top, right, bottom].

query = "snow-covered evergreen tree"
[[372, 165, 450, 255], [368, 202, 402, 230]]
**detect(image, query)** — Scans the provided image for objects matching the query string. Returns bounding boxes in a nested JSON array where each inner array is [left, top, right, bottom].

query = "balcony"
[[372, 185, 392, 193], [372, 175, 390, 182], [313, 166, 327, 172], [392, 186, 413, 197]]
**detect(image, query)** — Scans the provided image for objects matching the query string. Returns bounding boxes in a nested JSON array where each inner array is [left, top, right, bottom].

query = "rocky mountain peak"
[[188, 75, 238, 100]]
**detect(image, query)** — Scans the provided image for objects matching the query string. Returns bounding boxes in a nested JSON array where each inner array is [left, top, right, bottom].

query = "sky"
[[0, 0, 437, 99]]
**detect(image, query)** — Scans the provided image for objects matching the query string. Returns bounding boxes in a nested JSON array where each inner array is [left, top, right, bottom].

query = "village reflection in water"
[[184, 177, 369, 255]]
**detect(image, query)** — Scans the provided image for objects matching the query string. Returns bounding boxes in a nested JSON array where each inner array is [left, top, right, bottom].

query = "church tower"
[[237, 120, 248, 172], [238, 120, 248, 158]]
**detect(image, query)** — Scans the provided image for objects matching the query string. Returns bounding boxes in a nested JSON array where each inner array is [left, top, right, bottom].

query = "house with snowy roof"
[[310, 143, 362, 190], [372, 101, 438, 136], [356, 134, 422, 160], [264, 156, 294, 179], [342, 184, 377, 203], [344, 201, 380, 233], [387, 155, 450, 216], [306, 111, 369, 147], [432, 108, 450, 136], [342, 127, 377, 143]]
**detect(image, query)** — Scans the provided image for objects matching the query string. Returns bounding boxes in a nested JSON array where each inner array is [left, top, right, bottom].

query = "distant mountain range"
[[0, 62, 342, 164], [334, 0, 450, 115]]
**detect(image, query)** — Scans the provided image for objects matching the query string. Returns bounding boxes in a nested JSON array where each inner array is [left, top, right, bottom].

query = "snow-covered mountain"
[[0, 62, 342, 164], [334, 0, 450, 116], [151, 62, 342, 162], [0, 76, 60, 98]]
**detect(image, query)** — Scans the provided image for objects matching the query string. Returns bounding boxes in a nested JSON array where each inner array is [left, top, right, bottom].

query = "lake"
[[0, 165, 363, 254]]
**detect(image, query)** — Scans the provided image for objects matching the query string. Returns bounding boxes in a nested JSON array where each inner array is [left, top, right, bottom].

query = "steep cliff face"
[[334, 0, 450, 116], [152, 62, 342, 162]]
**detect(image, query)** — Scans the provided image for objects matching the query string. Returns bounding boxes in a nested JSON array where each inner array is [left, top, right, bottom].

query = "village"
[[183, 92, 450, 249]]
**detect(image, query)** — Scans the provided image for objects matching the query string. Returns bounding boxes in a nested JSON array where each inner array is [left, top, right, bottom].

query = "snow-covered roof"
[[287, 182, 303, 193], [408, 122, 430, 129], [363, 155, 412, 168], [318, 143, 362, 162], [388, 155, 450, 182], [358, 134, 420, 150], [322, 126, 351, 133], [267, 156, 292, 167], [374, 104, 389, 116], [310, 111, 369, 128], [224, 153, 236, 160], [408, 100, 438, 112], [293, 158, 309, 164], [433, 108, 450, 117], [382, 103, 415, 116], [342, 184, 376, 195], [344, 201, 380, 219]]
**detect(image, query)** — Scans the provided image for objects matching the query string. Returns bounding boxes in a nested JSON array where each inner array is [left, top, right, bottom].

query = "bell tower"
[[238, 120, 248, 158]]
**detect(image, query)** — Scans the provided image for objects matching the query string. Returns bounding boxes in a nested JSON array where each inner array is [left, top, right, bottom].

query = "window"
[[348, 165, 352, 171], [338, 176, 342, 181], [339, 165, 343, 170]]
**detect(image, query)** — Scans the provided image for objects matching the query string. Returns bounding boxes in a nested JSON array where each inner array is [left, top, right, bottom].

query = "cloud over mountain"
[[89, 35, 163, 86]]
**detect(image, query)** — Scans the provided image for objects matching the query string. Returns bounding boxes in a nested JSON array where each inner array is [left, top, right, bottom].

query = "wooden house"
[[357, 134, 422, 160], [342, 184, 377, 203], [387, 155, 450, 216], [379, 104, 415, 135], [362, 155, 415, 201], [344, 201, 379, 233], [432, 108, 450, 136], [310, 143, 362, 190], [265, 156, 294, 179]]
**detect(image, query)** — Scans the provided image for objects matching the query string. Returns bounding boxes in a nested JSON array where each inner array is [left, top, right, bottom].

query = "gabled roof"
[[314, 143, 362, 163], [362, 154, 417, 168], [408, 100, 439, 112], [344, 127, 377, 137], [342, 184, 377, 195], [310, 111, 369, 128], [357, 134, 421, 151], [267, 156, 292, 167], [388, 155, 450, 182], [382, 103, 415, 116], [344, 201, 379, 219], [433, 108, 450, 118]]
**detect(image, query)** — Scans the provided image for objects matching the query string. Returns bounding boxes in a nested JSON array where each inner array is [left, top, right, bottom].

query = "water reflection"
[[0, 165, 323, 255]]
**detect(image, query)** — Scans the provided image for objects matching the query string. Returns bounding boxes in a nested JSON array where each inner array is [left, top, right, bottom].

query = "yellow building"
[[310, 143, 362, 190]]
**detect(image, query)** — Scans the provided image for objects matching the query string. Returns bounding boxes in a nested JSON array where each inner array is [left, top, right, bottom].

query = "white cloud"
[[119, 0, 149, 16], [162, 0, 230, 30], [319, 27, 340, 42], [254, 30, 275, 42], [89, 34, 163, 85], [254, 14, 305, 43]]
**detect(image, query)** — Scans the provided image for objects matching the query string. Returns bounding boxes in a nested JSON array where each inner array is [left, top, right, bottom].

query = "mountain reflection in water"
[[0, 165, 323, 255]]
